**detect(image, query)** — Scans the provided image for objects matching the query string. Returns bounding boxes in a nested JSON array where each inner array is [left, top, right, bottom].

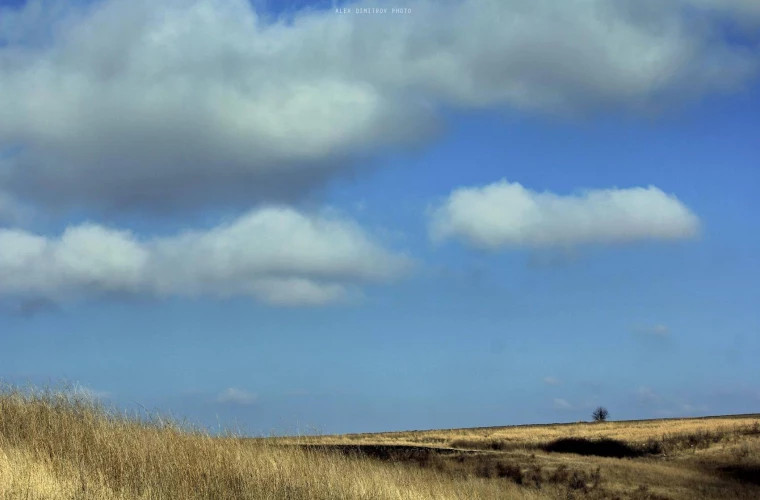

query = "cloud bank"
[[0, 0, 756, 214], [430, 180, 700, 249], [0, 207, 409, 305]]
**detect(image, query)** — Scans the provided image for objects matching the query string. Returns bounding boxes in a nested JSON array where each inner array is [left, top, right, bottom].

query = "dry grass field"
[[281, 415, 760, 499], [1, 387, 758, 499]]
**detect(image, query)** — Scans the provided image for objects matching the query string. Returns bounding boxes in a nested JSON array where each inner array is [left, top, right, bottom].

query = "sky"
[[0, 0, 758, 435]]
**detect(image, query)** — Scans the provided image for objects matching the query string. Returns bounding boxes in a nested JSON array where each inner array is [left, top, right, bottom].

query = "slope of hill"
[[280, 413, 760, 499], [1, 388, 758, 499]]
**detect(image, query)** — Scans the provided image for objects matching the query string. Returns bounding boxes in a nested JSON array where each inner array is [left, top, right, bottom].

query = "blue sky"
[[0, 0, 759, 434]]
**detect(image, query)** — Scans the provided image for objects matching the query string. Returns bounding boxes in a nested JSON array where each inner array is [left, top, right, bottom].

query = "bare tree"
[[592, 407, 609, 422]]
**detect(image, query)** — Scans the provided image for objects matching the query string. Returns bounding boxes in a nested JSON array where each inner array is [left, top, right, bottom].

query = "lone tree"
[[592, 406, 609, 422]]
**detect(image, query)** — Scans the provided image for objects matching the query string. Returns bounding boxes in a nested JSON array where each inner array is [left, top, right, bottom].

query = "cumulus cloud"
[[216, 388, 257, 406], [0, 206, 409, 305], [0, 0, 756, 213], [430, 180, 700, 249], [543, 376, 561, 386]]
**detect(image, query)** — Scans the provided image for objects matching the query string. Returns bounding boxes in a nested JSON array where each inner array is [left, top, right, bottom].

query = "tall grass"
[[0, 387, 541, 499]]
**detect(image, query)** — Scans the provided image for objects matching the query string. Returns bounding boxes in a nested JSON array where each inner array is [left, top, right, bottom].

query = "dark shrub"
[[550, 464, 570, 483], [544, 438, 642, 458], [592, 407, 609, 422], [526, 465, 543, 488], [568, 471, 587, 491], [496, 462, 523, 484], [641, 438, 664, 455]]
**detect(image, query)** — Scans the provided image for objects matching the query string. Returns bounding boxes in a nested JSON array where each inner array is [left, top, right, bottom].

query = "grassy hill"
[[1, 388, 758, 499]]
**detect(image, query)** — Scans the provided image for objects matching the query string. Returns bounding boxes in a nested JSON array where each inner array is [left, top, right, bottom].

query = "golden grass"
[[0, 388, 546, 499], [2, 386, 759, 499], [286, 415, 760, 451], [276, 414, 760, 499]]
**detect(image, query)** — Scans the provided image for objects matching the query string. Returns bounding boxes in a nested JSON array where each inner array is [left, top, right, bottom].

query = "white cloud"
[[553, 398, 573, 410], [430, 180, 700, 249], [543, 376, 561, 386], [0, 206, 410, 305], [0, 0, 756, 213], [216, 388, 257, 405]]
